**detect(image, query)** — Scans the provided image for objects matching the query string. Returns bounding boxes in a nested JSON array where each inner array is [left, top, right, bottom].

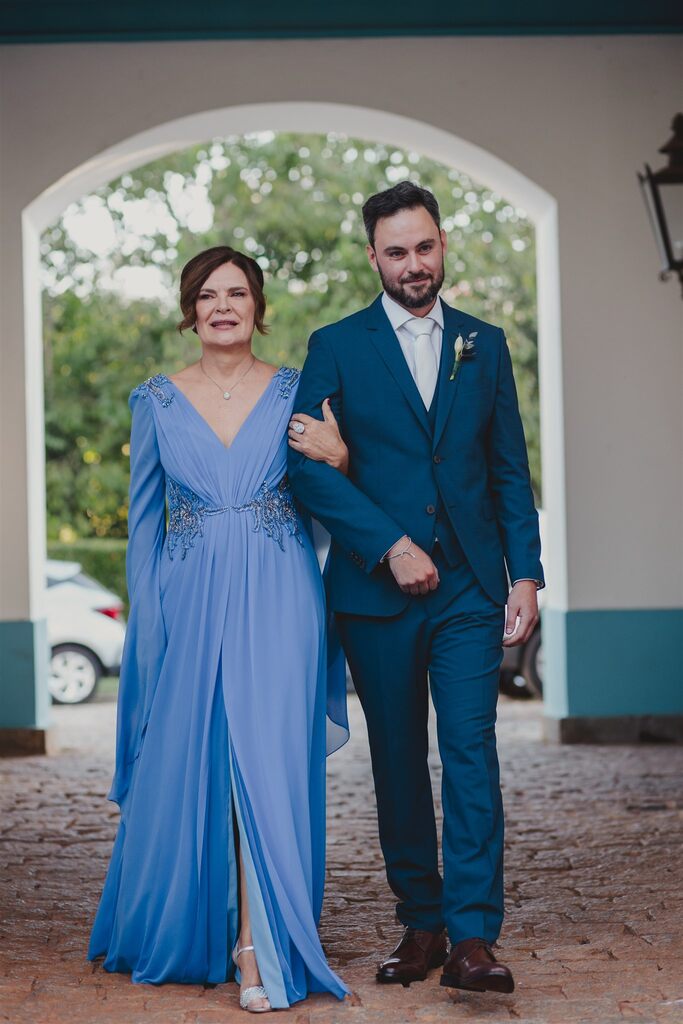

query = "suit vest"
[[426, 350, 466, 568]]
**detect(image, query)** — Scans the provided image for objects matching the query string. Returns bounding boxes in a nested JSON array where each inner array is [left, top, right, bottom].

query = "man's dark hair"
[[362, 182, 441, 248]]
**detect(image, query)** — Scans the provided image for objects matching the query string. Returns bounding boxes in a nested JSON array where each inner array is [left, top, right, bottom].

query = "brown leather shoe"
[[440, 938, 514, 993], [376, 927, 448, 987]]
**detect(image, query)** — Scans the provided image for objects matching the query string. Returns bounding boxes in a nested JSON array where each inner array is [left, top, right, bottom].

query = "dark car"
[[499, 623, 543, 699]]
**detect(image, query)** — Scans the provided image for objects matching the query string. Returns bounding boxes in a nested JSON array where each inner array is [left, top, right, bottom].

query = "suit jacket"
[[287, 294, 544, 616]]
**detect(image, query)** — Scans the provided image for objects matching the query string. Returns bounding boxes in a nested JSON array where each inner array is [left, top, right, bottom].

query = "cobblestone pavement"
[[1, 693, 682, 1024]]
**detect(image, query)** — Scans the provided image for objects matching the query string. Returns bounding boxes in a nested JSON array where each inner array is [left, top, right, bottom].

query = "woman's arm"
[[126, 393, 167, 598], [288, 398, 349, 476], [287, 331, 403, 573]]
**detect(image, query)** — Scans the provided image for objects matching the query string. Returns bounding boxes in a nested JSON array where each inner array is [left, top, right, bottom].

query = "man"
[[287, 181, 543, 995]]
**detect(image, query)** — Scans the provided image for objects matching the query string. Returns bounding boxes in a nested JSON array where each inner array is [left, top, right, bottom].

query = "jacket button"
[[426, 504, 436, 515], [433, 454, 442, 464]]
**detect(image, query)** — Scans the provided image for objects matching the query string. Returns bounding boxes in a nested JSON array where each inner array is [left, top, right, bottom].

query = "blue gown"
[[87, 367, 350, 1007]]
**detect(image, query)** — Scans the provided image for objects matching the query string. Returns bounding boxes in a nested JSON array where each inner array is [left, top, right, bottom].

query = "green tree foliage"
[[43, 131, 539, 543]]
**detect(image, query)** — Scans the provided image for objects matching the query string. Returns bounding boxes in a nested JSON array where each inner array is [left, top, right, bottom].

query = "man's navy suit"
[[288, 294, 544, 943]]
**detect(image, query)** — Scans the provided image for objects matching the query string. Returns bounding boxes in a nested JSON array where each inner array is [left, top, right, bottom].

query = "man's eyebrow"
[[382, 237, 436, 253]]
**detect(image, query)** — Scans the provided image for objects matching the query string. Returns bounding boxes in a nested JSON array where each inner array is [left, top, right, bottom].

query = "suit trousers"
[[335, 540, 506, 944]]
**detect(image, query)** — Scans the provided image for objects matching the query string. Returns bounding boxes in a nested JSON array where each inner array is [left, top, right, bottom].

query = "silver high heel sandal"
[[232, 943, 271, 1013]]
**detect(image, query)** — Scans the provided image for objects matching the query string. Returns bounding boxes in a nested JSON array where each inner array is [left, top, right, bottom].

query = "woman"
[[88, 246, 350, 1013]]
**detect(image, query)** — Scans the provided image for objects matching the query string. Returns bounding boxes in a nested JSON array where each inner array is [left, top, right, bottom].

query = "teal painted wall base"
[[542, 607, 683, 741], [0, 619, 51, 729]]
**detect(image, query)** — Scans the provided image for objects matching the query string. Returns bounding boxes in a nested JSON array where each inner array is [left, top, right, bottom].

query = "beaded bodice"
[[166, 474, 302, 560], [131, 366, 302, 559]]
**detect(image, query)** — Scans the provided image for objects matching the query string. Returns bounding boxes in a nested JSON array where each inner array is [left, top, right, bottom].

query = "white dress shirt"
[[379, 291, 542, 590]]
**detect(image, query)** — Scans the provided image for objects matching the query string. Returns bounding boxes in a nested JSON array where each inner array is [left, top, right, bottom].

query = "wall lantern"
[[638, 113, 683, 296]]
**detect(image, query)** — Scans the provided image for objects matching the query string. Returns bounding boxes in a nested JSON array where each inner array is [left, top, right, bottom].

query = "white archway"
[[22, 100, 566, 709]]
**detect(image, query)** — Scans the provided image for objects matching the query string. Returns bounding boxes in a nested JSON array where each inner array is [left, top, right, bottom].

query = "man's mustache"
[[401, 274, 432, 284]]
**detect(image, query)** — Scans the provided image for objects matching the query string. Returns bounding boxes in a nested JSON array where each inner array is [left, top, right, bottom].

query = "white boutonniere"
[[449, 331, 477, 381]]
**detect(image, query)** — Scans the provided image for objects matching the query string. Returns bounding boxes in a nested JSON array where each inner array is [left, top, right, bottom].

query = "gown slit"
[[230, 734, 289, 1007]]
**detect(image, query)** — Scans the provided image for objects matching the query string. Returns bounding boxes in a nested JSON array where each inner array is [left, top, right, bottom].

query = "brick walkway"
[[1, 693, 682, 1024]]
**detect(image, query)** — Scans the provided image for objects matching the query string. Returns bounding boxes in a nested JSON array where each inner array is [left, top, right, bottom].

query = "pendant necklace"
[[200, 355, 256, 400]]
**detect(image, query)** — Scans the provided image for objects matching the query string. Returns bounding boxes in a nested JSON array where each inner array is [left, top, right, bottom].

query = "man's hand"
[[386, 535, 440, 595], [502, 580, 539, 647], [288, 399, 349, 475]]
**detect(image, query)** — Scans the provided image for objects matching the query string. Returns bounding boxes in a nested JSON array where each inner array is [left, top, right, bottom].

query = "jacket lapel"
[[365, 295, 431, 438], [433, 300, 467, 450]]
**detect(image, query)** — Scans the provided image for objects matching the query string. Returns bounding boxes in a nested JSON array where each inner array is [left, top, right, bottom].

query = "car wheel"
[[521, 628, 543, 697], [49, 644, 102, 704], [499, 668, 534, 699]]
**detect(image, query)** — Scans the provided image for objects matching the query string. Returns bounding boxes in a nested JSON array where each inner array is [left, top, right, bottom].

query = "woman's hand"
[[288, 399, 349, 475]]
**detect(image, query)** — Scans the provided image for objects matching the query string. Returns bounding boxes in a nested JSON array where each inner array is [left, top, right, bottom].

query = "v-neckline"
[[163, 367, 281, 451]]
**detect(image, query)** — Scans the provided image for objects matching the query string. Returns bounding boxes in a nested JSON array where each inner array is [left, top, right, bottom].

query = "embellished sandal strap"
[[239, 984, 269, 1010], [234, 943, 255, 958]]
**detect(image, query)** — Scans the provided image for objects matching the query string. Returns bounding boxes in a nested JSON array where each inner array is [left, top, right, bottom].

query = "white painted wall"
[[1, 35, 681, 627]]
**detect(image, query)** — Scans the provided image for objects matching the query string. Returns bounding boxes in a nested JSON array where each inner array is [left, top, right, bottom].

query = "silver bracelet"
[[385, 537, 416, 561]]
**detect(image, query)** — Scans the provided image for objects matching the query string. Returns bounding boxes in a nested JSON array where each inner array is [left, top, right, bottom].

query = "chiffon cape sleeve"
[[324, 609, 349, 756], [108, 390, 167, 815], [298, 512, 349, 756]]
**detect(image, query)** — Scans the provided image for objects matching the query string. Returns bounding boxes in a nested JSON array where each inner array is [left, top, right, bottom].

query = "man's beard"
[[378, 262, 445, 310]]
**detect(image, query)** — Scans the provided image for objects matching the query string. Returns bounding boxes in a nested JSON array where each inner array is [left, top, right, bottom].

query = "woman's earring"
[[192, 322, 198, 335]]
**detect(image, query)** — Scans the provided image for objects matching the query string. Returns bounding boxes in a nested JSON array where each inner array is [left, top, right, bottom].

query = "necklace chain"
[[200, 356, 256, 400]]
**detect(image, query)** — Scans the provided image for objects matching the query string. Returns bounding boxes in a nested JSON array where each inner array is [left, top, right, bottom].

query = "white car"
[[46, 559, 126, 704]]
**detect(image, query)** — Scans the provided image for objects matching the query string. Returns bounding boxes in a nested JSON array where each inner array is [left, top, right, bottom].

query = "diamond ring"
[[292, 421, 305, 435]]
